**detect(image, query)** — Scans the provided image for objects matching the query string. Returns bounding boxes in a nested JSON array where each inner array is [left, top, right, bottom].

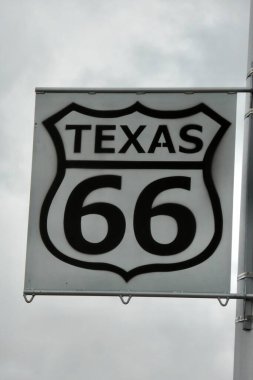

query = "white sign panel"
[[24, 90, 236, 295]]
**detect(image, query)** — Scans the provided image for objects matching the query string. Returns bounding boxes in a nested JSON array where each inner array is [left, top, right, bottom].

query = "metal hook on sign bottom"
[[217, 297, 229, 307], [23, 294, 35, 304], [119, 295, 132, 305]]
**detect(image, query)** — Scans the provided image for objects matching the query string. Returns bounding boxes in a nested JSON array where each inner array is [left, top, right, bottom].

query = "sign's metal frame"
[[23, 291, 253, 302], [35, 87, 253, 93], [23, 87, 252, 305]]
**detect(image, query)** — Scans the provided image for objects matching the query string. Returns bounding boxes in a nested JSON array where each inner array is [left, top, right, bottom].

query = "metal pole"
[[233, 1, 253, 379]]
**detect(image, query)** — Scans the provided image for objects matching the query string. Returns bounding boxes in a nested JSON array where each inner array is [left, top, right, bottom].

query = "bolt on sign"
[[24, 90, 236, 295]]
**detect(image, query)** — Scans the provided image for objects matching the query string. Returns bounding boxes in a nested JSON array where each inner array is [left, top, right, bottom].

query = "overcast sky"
[[0, 1, 251, 379]]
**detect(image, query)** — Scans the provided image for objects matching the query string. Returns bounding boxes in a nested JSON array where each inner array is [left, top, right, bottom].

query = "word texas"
[[65, 123, 203, 154]]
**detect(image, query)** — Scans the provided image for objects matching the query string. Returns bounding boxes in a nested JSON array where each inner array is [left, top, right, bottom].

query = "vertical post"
[[233, 1, 253, 379]]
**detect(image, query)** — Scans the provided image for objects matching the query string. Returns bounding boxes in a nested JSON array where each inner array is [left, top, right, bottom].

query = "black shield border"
[[40, 101, 231, 282]]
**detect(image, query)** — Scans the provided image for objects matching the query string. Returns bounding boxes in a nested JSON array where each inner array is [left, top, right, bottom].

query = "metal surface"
[[35, 87, 253, 94], [237, 272, 253, 280], [235, 316, 253, 324], [233, 1, 253, 379], [247, 68, 253, 77], [217, 297, 230, 307], [23, 294, 35, 304], [23, 290, 253, 305], [235, 304, 253, 330], [23, 290, 253, 300], [244, 109, 253, 118], [119, 295, 132, 305]]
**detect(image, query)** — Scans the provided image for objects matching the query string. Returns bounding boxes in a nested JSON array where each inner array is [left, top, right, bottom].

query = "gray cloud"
[[0, 0, 250, 379]]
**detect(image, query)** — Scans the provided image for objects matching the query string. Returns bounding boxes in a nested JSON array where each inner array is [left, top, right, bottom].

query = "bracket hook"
[[23, 294, 35, 304], [217, 297, 229, 307], [119, 295, 132, 305]]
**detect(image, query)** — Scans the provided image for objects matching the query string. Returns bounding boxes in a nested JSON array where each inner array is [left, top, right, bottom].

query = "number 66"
[[64, 175, 196, 256]]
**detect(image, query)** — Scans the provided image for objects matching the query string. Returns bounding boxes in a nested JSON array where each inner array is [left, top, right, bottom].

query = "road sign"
[[24, 90, 236, 295]]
